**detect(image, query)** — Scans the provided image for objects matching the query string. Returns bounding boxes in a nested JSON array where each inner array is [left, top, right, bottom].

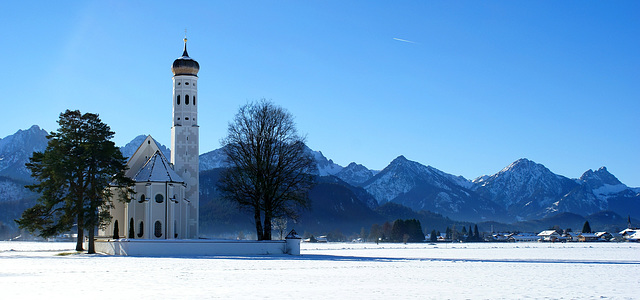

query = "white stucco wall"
[[94, 239, 301, 256]]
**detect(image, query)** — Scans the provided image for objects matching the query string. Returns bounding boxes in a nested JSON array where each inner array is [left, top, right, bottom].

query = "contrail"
[[393, 37, 417, 44]]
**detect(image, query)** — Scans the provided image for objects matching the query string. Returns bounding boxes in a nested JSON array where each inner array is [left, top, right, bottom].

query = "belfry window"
[[155, 194, 164, 203], [177, 95, 181, 105], [139, 194, 145, 203], [193, 96, 196, 105], [185, 95, 190, 105], [155, 221, 162, 238]]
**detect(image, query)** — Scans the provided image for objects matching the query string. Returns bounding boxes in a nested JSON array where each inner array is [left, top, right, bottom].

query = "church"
[[95, 38, 300, 256], [100, 37, 200, 240]]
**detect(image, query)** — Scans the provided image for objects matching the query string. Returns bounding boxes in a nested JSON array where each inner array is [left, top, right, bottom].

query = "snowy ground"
[[1, 242, 639, 299]]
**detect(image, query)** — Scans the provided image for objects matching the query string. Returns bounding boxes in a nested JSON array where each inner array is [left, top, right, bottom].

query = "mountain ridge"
[[1, 125, 638, 235]]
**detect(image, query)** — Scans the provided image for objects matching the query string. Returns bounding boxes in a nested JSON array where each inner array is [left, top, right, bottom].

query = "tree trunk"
[[87, 226, 95, 254], [75, 225, 84, 251], [263, 215, 272, 240], [254, 209, 264, 241]]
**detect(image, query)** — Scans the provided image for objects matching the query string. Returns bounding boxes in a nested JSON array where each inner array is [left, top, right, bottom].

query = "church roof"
[[133, 150, 184, 183]]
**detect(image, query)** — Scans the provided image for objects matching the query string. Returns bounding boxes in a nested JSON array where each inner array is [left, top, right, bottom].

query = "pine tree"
[[430, 229, 437, 242], [473, 224, 480, 242], [391, 219, 406, 242], [16, 110, 133, 253], [582, 220, 592, 233]]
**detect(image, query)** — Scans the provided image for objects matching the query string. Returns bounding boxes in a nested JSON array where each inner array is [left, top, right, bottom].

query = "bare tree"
[[219, 100, 314, 240], [272, 218, 288, 240]]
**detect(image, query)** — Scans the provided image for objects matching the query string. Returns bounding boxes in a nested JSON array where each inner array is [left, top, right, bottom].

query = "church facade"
[[101, 38, 200, 240]]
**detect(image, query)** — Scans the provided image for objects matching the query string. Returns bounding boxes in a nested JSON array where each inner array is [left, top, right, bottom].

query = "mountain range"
[[1, 126, 638, 238]]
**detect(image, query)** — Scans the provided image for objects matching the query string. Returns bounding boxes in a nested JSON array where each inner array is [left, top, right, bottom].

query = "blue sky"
[[1, 1, 638, 186]]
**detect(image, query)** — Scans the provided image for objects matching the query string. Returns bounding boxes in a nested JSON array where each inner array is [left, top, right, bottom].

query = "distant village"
[[304, 225, 640, 244]]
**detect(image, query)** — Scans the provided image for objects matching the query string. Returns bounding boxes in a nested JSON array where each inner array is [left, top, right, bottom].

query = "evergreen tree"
[[461, 226, 467, 236], [582, 221, 592, 233], [445, 227, 451, 240], [430, 229, 437, 242], [473, 224, 480, 241], [16, 110, 133, 253], [391, 219, 406, 242]]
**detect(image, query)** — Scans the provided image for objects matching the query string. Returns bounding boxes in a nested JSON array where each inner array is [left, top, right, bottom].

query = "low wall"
[[94, 238, 301, 256]]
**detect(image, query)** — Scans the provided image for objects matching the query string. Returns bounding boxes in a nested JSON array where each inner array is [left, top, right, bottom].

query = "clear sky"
[[1, 1, 638, 186]]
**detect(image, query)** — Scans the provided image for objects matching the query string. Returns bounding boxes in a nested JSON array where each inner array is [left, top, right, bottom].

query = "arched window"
[[193, 96, 196, 105], [155, 194, 164, 203], [138, 194, 145, 203], [185, 95, 190, 105], [129, 218, 135, 238], [154, 221, 162, 238], [137, 221, 144, 238], [174, 220, 178, 238], [177, 95, 181, 105]]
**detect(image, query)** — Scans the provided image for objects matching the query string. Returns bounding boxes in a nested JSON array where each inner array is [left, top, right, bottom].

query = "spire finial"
[[182, 29, 189, 57]]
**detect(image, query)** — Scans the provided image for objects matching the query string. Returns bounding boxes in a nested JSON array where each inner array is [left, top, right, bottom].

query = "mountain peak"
[[391, 155, 408, 164], [580, 166, 622, 187]]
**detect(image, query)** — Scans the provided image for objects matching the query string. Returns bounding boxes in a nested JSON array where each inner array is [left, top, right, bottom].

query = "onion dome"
[[171, 38, 200, 76]]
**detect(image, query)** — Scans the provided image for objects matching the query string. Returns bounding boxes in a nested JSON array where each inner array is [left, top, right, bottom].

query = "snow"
[[592, 183, 628, 199], [133, 150, 183, 182], [1, 242, 639, 299]]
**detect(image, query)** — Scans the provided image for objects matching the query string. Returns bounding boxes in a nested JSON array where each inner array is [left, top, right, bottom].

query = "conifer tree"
[[430, 229, 437, 242], [473, 224, 480, 241], [582, 221, 592, 233], [16, 110, 133, 253]]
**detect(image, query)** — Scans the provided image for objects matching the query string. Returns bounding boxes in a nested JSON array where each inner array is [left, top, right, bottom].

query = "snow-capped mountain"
[[579, 167, 628, 200], [363, 156, 465, 204], [335, 162, 378, 186], [197, 144, 345, 176], [304, 147, 343, 176], [471, 159, 640, 220], [2, 125, 639, 232], [556, 167, 640, 218], [199, 147, 228, 170], [472, 158, 579, 220], [361, 156, 504, 222], [0, 126, 49, 182]]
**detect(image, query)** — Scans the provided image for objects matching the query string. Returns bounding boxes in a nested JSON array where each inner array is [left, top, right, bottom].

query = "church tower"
[[171, 37, 200, 238]]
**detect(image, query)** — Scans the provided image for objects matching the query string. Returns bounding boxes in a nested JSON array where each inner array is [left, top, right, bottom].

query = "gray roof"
[[133, 150, 184, 183]]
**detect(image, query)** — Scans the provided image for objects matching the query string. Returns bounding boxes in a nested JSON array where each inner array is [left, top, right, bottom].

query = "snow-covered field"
[[1, 242, 639, 299]]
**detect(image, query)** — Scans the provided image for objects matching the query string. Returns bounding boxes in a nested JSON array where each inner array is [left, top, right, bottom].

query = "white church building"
[[100, 37, 200, 240], [95, 38, 301, 256]]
